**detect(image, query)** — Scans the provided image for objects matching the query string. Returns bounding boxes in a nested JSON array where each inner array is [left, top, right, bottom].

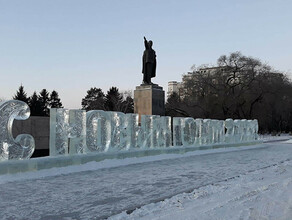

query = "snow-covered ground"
[[111, 142, 292, 220], [0, 136, 291, 219]]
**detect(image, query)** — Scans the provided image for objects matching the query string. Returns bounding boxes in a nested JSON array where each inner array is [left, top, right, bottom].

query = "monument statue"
[[135, 36, 164, 118], [142, 36, 156, 85]]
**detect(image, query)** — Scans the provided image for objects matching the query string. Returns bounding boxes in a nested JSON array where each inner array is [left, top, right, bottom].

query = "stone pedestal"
[[134, 84, 165, 120]]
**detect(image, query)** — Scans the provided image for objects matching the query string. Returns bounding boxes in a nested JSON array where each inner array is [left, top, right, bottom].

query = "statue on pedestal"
[[142, 36, 156, 85]]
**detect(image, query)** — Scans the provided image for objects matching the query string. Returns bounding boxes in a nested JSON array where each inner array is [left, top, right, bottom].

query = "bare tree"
[[167, 52, 292, 132]]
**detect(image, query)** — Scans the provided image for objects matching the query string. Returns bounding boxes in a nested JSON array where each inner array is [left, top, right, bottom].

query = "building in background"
[[167, 66, 231, 99], [167, 81, 183, 98]]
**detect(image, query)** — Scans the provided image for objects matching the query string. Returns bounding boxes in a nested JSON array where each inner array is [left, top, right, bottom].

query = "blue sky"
[[0, 0, 291, 108]]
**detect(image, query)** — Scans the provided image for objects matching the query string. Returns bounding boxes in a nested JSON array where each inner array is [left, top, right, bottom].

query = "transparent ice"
[[109, 111, 126, 151], [233, 120, 242, 142], [140, 115, 155, 148], [173, 117, 184, 147], [253, 119, 259, 140], [217, 120, 225, 143], [86, 110, 111, 152], [182, 118, 196, 147], [0, 100, 35, 161], [210, 119, 224, 144], [0, 103, 261, 160], [49, 109, 69, 156], [224, 119, 234, 143], [241, 119, 248, 141], [124, 113, 139, 150], [200, 119, 212, 145], [49, 109, 86, 156], [158, 116, 172, 148], [151, 115, 160, 148], [86, 110, 101, 152], [195, 118, 203, 145], [68, 110, 86, 155], [246, 120, 253, 141]]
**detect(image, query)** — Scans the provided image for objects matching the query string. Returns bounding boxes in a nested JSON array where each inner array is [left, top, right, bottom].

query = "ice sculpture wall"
[[50, 109, 258, 155], [0, 100, 35, 161], [0, 100, 260, 160]]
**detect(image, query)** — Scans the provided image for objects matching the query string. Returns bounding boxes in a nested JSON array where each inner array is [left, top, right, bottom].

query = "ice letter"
[[151, 115, 160, 148], [158, 116, 172, 148], [253, 119, 259, 140], [233, 120, 243, 142], [218, 120, 225, 143], [201, 119, 211, 145], [173, 117, 184, 147], [86, 110, 111, 152], [241, 119, 247, 141], [0, 100, 35, 161], [50, 109, 86, 156], [225, 119, 234, 143], [140, 115, 159, 148], [139, 115, 150, 148], [50, 109, 69, 155], [195, 118, 203, 145], [109, 112, 126, 151], [210, 120, 219, 144], [137, 118, 145, 149], [124, 113, 139, 149], [246, 120, 253, 141], [182, 117, 196, 147], [68, 110, 86, 154]]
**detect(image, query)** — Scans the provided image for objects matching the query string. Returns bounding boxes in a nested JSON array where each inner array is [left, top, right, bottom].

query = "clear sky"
[[0, 0, 291, 108]]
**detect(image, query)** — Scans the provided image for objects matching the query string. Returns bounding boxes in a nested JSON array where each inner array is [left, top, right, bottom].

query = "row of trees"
[[12, 85, 134, 116], [81, 87, 134, 113], [13, 85, 63, 116], [166, 52, 292, 133]]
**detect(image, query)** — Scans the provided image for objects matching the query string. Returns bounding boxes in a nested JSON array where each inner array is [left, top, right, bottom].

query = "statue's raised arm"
[[144, 36, 148, 49]]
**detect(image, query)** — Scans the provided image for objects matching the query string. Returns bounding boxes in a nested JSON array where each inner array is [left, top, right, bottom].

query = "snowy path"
[[111, 156, 292, 220], [111, 144, 292, 220], [0, 141, 292, 219]]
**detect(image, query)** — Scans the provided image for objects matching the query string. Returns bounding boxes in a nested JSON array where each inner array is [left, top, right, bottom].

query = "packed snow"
[[0, 136, 291, 219], [110, 143, 292, 219]]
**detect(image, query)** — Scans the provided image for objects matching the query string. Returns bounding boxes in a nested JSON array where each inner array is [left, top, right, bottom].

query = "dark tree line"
[[81, 86, 134, 113], [13, 85, 134, 116], [166, 52, 292, 133], [13, 85, 63, 116]]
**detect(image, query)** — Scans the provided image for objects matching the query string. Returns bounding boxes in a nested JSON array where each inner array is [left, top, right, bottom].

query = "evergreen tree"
[[49, 90, 63, 108], [122, 96, 134, 113], [29, 92, 42, 116], [39, 89, 50, 116], [13, 85, 29, 104], [105, 87, 123, 111], [81, 87, 105, 111], [165, 92, 188, 117]]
